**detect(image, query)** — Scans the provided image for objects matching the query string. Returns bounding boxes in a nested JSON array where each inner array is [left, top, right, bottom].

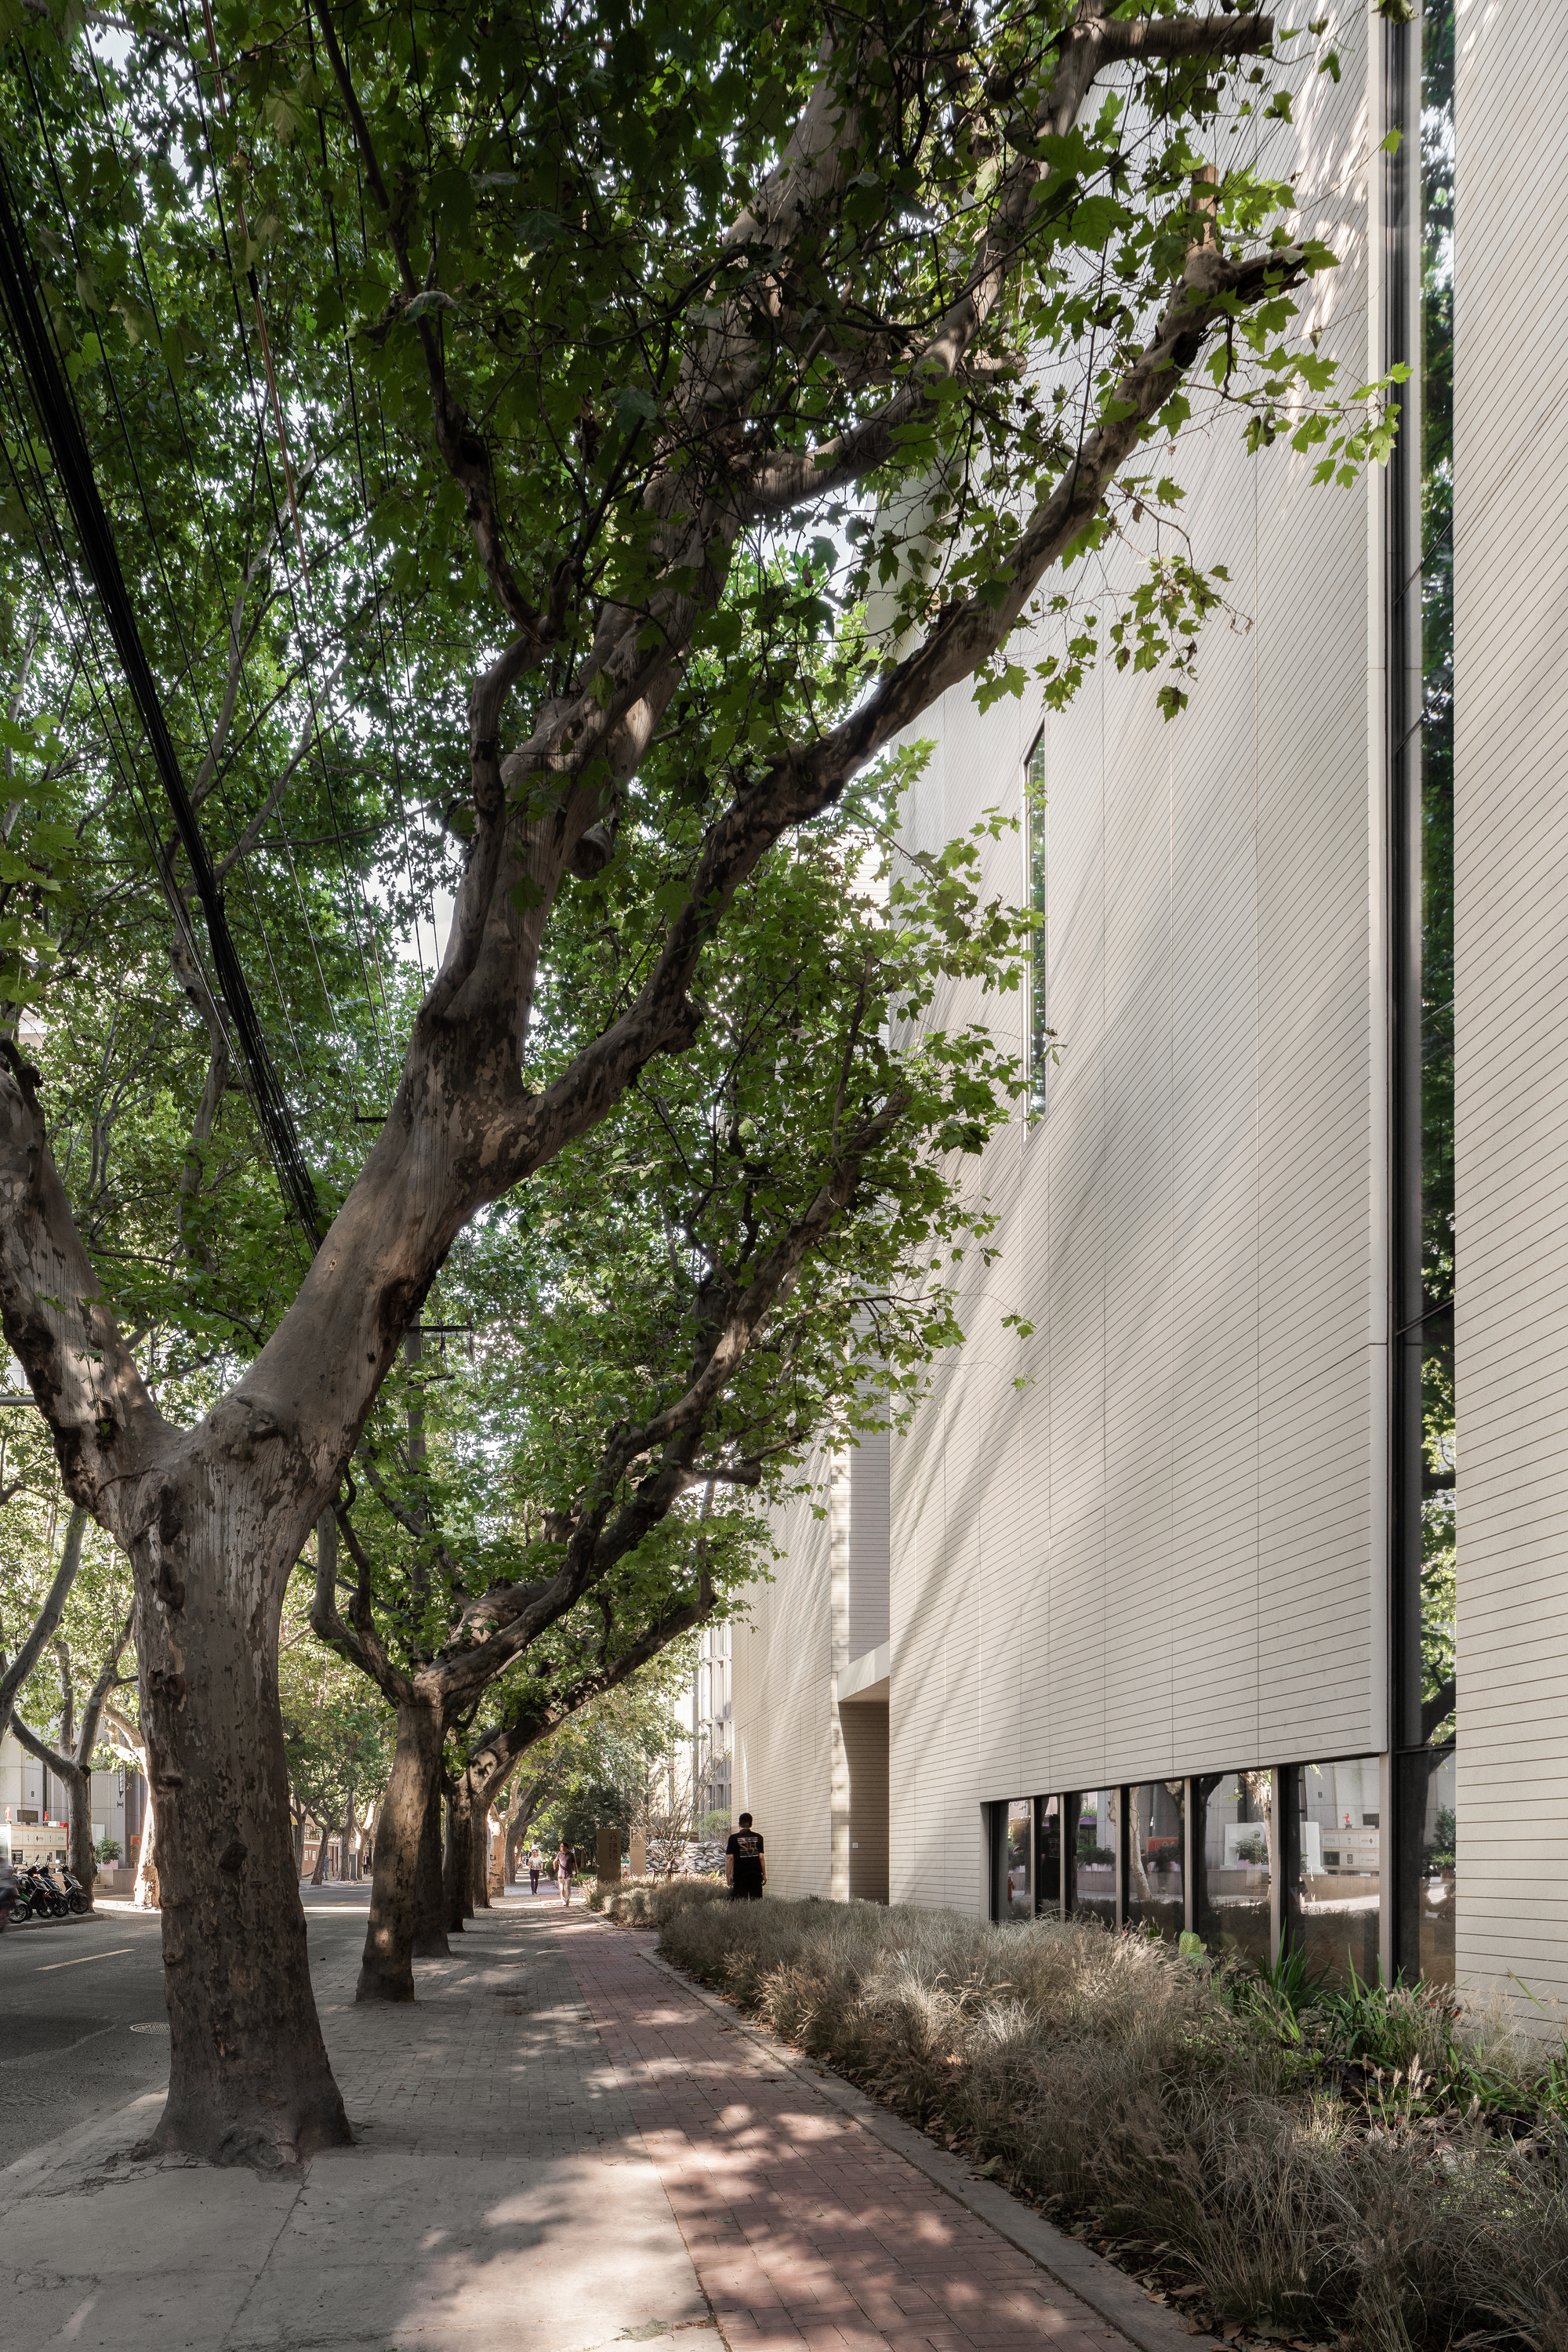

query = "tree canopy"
[[0, 0, 1391, 2165]]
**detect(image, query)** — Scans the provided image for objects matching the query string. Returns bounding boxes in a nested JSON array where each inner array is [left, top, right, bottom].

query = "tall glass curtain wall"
[[1392, 0, 1457, 1987]]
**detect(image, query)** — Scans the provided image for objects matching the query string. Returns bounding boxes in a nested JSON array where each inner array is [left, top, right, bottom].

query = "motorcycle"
[[13, 1864, 70, 1921], [56, 1864, 91, 1915]]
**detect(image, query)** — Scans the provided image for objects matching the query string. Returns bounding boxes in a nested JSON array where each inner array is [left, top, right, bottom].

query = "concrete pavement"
[[0, 1889, 712, 2350]]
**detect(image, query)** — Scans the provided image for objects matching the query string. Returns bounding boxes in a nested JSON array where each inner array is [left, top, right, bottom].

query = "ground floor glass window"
[[1126, 1783, 1184, 1940], [1074, 1789, 1116, 1927], [1396, 1746, 1454, 1987], [1001, 1798, 1032, 1919], [1035, 1795, 1061, 1918], [1196, 1772, 1272, 1969], [1295, 1759, 1381, 1989]]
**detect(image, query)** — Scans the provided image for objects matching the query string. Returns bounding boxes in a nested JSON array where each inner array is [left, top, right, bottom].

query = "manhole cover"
[[129, 2021, 169, 2034]]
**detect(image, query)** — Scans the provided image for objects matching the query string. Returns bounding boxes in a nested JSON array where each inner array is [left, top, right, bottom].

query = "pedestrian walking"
[[528, 1846, 542, 1896], [555, 1838, 576, 1906], [724, 1813, 766, 1901]]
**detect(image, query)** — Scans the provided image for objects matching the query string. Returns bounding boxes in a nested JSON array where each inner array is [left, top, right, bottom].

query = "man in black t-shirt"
[[724, 1813, 765, 1901]]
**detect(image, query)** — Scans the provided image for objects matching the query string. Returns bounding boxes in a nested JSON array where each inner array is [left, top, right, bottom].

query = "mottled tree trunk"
[[136, 1549, 350, 2167], [413, 1773, 448, 1957], [358, 1692, 445, 2002], [443, 1774, 474, 1933], [1127, 1805, 1152, 1904], [133, 1773, 159, 1909], [61, 1754, 93, 1896], [471, 1800, 490, 1909]]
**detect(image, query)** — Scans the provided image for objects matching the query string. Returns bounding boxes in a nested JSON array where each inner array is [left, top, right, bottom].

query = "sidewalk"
[[1, 1893, 710, 2350], [0, 1896, 1174, 2352], [562, 1914, 1138, 2352]]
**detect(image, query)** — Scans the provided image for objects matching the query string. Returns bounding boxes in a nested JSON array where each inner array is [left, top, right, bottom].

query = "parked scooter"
[[56, 1864, 91, 1915], [13, 1864, 69, 1921]]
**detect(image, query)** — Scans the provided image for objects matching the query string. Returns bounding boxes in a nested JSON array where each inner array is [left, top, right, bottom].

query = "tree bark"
[[342, 1779, 356, 1883], [134, 1790, 159, 1909], [1127, 1795, 1152, 1904], [358, 1690, 446, 2002], [412, 1770, 448, 1958], [61, 1751, 92, 1891], [310, 1821, 331, 1885], [137, 1587, 350, 2165], [471, 1794, 491, 1910], [442, 1773, 474, 1934]]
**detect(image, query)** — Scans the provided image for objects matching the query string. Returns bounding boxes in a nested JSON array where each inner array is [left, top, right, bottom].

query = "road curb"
[[593, 1915, 1196, 2352]]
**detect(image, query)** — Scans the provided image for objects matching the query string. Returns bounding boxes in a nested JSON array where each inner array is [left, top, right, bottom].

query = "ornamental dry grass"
[[652, 1897, 1568, 2352], [585, 1875, 728, 1929]]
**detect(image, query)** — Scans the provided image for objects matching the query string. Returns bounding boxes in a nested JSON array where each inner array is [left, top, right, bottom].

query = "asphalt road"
[[0, 1892, 373, 2165]]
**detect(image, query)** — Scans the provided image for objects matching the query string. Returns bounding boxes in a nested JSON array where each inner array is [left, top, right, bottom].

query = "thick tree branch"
[[0, 1063, 166, 1528], [492, 242, 1302, 1186], [12, 1708, 76, 1795], [467, 1584, 716, 1804], [314, 1508, 414, 1708], [0, 1501, 87, 1737]]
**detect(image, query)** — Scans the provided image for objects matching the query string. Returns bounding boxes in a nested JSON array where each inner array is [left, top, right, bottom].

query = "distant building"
[[0, 1728, 139, 1865]]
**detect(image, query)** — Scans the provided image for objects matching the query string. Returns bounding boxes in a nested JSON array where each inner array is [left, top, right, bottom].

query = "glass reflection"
[[1074, 1789, 1117, 1927], [1127, 1783, 1184, 1941], [1197, 1773, 1272, 1970], [1036, 1795, 1061, 1918], [1002, 1798, 1032, 1919], [1396, 1746, 1455, 1987], [1296, 1759, 1381, 1989]]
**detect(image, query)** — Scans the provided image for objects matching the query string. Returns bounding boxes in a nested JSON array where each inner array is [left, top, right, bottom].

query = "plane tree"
[[0, 0, 1381, 2167], [278, 1598, 394, 1882], [311, 767, 1022, 1996]]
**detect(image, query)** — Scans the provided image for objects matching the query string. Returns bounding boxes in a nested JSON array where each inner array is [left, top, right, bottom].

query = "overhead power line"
[[0, 150, 325, 1252]]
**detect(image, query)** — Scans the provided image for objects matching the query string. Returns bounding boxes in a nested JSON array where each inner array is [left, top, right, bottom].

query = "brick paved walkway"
[[556, 1911, 1126, 2352]]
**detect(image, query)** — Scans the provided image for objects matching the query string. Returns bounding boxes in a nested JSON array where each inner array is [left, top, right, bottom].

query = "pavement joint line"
[[583, 1915, 1196, 2352]]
